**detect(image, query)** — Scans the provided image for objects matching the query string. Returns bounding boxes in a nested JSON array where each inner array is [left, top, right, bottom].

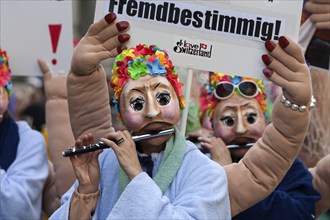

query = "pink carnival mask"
[[111, 44, 185, 123], [209, 73, 267, 153]]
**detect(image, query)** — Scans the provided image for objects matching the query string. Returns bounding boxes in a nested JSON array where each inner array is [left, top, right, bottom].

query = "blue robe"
[[233, 158, 321, 220], [50, 140, 231, 219]]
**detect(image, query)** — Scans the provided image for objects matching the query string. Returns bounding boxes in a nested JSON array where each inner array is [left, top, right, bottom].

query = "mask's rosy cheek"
[[212, 116, 234, 142], [213, 126, 233, 143], [120, 107, 143, 130], [249, 122, 266, 137], [161, 103, 180, 124]]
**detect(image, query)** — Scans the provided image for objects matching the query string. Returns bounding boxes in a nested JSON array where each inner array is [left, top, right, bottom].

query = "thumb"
[[37, 59, 52, 81]]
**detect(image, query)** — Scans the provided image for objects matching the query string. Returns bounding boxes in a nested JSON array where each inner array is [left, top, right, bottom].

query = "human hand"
[[305, 0, 330, 30], [71, 12, 130, 76], [187, 128, 213, 142], [198, 136, 232, 166], [100, 130, 142, 180], [70, 133, 102, 194], [262, 36, 312, 106]]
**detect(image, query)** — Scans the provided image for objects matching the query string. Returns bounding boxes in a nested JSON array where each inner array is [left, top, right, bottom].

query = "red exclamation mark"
[[48, 24, 62, 65]]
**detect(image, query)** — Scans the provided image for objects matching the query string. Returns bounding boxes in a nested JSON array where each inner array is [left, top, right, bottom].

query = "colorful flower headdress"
[[111, 44, 185, 122], [208, 72, 267, 119], [0, 49, 12, 97]]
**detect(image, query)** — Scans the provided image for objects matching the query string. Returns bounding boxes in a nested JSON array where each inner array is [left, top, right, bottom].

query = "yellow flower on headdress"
[[155, 51, 167, 66]]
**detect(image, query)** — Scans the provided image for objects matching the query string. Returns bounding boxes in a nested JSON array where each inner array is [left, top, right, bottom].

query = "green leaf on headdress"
[[128, 60, 148, 80], [115, 53, 129, 62]]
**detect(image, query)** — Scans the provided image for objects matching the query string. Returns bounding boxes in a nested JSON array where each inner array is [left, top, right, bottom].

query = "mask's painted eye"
[[246, 113, 257, 124], [130, 97, 145, 111], [220, 116, 235, 127], [156, 92, 171, 106]]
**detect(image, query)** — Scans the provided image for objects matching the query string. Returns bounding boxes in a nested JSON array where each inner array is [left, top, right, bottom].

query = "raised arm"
[[225, 36, 313, 216], [38, 59, 76, 214], [67, 12, 130, 140], [52, 13, 130, 220]]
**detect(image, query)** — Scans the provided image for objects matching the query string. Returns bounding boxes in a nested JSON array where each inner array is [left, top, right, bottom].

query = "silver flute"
[[199, 142, 255, 154], [226, 142, 255, 149], [62, 128, 175, 157]]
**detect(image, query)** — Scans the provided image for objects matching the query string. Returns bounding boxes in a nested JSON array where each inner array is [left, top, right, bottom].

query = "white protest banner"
[[0, 0, 73, 76], [95, 0, 303, 80]]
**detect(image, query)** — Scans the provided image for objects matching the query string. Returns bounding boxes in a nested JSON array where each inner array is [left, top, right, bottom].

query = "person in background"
[[20, 76, 46, 132], [50, 14, 232, 217], [298, 0, 330, 169], [301, 1, 330, 218], [199, 73, 320, 219], [302, 0, 329, 70], [0, 48, 49, 219], [301, 0, 330, 158], [309, 154, 330, 218]]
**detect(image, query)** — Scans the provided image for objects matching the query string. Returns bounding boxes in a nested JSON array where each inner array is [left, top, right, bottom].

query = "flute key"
[[62, 142, 108, 157]]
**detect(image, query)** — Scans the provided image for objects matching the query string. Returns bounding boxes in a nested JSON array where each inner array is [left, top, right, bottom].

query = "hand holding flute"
[[63, 128, 175, 157], [198, 136, 234, 166], [66, 128, 175, 193], [70, 133, 101, 195], [70, 130, 144, 194]]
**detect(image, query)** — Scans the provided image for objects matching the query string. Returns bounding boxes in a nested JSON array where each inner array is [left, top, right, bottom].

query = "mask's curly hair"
[[110, 44, 185, 122], [208, 72, 267, 120], [0, 49, 12, 97]]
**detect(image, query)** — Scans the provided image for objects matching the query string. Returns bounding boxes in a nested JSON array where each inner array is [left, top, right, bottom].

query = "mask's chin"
[[136, 134, 172, 154]]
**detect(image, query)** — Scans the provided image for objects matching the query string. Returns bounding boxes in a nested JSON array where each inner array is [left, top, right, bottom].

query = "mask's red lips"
[[228, 137, 256, 145], [134, 122, 173, 136], [149, 129, 163, 135]]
